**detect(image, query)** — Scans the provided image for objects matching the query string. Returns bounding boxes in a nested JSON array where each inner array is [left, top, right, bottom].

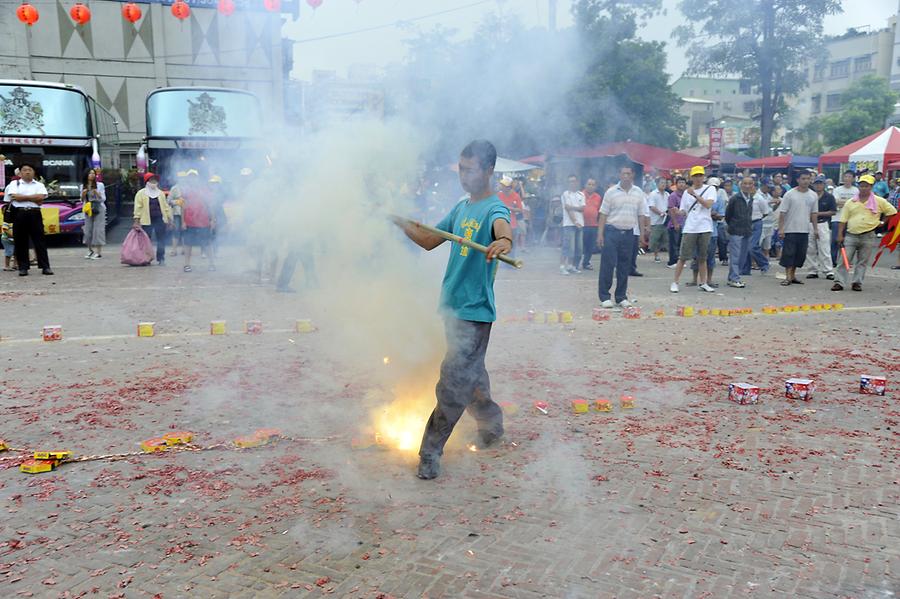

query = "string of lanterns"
[[15, 0, 330, 26]]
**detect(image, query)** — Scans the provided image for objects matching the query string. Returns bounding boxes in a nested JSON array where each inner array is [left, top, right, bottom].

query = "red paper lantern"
[[217, 0, 234, 16], [16, 2, 39, 26], [171, 0, 190, 20], [306, 0, 322, 8], [69, 3, 91, 25], [122, 2, 142, 23], [263, 0, 280, 12]]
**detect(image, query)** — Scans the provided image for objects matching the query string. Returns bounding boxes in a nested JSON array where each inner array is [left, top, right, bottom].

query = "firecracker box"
[[558, 310, 574, 324], [545, 311, 559, 324], [234, 435, 268, 448], [594, 399, 612, 412], [800, 304, 812, 312], [620, 396, 635, 409], [653, 308, 666, 317], [0, 440, 8, 452], [832, 303, 844, 310], [20, 459, 56, 474], [812, 304, 825, 311], [526, 310, 536, 322], [245, 320, 263, 335], [533, 401, 549, 414], [860, 375, 887, 396], [785, 378, 815, 401], [720, 310, 732, 317], [676, 306, 695, 317], [295, 319, 314, 333], [623, 306, 641, 319], [140, 438, 168, 453], [592, 309, 611, 321], [742, 308, 753, 314], [162, 431, 193, 446], [783, 305, 798, 313], [210, 320, 227, 335], [137, 322, 155, 337], [42, 325, 62, 341], [499, 401, 519, 416], [762, 306, 778, 314], [728, 383, 760, 405], [710, 309, 721, 316], [822, 303, 833, 310], [34, 450, 71, 461], [698, 309, 710, 316], [571, 399, 589, 414]]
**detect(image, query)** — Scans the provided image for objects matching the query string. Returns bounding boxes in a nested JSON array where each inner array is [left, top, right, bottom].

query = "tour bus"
[[0, 80, 122, 235], [140, 86, 264, 189]]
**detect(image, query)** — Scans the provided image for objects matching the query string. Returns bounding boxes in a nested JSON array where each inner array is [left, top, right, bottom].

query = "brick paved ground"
[[1, 242, 899, 598]]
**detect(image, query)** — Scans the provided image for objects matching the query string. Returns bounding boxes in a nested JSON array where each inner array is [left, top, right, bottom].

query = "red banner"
[[709, 127, 724, 167]]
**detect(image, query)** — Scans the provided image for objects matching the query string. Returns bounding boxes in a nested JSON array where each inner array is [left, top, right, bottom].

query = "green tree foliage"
[[390, 2, 685, 164], [675, 0, 841, 156], [818, 75, 898, 149]]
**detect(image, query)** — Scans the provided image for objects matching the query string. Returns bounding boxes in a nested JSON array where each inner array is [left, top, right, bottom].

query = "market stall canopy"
[[556, 142, 707, 171], [818, 126, 900, 170], [735, 154, 819, 169], [885, 160, 900, 170]]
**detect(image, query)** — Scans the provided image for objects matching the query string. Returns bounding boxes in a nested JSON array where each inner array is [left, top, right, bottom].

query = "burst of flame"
[[383, 356, 391, 366], [467, 444, 478, 452]]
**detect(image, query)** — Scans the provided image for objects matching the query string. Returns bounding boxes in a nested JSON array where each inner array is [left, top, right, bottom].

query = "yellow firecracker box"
[[295, 319, 314, 333], [20, 459, 56, 474], [210, 320, 227, 335], [783, 305, 798, 313], [832, 303, 844, 310], [559, 311, 574, 324], [34, 450, 71, 461], [137, 322, 155, 337], [545, 311, 559, 324], [698, 309, 710, 316], [620, 396, 635, 409], [141, 438, 168, 453], [571, 399, 589, 414], [0, 440, 8, 452], [762, 306, 778, 314], [594, 399, 612, 412], [234, 436, 267, 448], [800, 305, 812, 312], [653, 309, 665, 317], [822, 303, 833, 310], [676, 306, 694, 317], [162, 431, 193, 445], [710, 309, 721, 316], [245, 320, 263, 335]]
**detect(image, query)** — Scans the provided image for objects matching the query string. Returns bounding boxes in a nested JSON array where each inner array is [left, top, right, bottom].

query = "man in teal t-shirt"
[[396, 139, 513, 480]]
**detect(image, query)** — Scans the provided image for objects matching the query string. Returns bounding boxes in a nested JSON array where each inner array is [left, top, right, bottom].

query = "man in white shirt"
[[646, 177, 669, 263], [671, 166, 716, 293], [744, 180, 773, 275], [3, 164, 53, 276], [559, 174, 585, 275], [597, 165, 648, 308], [831, 171, 858, 266]]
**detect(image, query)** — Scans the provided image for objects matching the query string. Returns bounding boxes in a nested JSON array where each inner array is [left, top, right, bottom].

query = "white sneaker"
[[566, 265, 577, 274], [600, 299, 614, 309], [670, 282, 679, 293], [560, 265, 569, 275], [699, 283, 716, 293], [618, 299, 632, 308], [571, 268, 582, 274], [84, 252, 94, 259], [666, 264, 677, 269]]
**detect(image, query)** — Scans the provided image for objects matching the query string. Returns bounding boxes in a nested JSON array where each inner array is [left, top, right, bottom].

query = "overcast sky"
[[286, 0, 898, 80]]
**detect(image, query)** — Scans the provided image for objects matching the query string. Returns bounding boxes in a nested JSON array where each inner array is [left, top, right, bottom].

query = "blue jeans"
[[667, 227, 681, 265], [743, 219, 768, 275], [598, 226, 632, 303], [727, 234, 749, 282]]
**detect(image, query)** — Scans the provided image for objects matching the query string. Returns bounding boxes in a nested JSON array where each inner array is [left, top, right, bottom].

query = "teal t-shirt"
[[436, 195, 511, 323]]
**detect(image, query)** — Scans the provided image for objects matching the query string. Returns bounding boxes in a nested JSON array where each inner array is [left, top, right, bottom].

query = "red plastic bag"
[[120, 228, 154, 266]]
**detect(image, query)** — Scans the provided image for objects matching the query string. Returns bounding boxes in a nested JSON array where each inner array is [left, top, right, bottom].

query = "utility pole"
[[548, 0, 557, 31]]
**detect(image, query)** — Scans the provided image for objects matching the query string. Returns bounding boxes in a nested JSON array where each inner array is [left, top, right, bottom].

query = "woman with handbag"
[[81, 168, 106, 259]]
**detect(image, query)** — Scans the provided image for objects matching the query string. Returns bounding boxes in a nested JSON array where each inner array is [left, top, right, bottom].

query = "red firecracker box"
[[594, 399, 612, 412], [622, 306, 641, 319], [620, 395, 635, 409], [785, 378, 815, 401], [676, 306, 694, 317], [592, 308, 610, 321], [728, 383, 760, 405], [42, 325, 62, 341], [860, 375, 886, 396], [245, 320, 263, 335]]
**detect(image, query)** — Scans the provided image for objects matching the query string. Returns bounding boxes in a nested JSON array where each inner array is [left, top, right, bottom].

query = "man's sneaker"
[[559, 265, 569, 276], [806, 273, 819, 279], [670, 282, 679, 293], [831, 283, 843, 291], [666, 263, 677, 269], [571, 268, 582, 274], [654, 257, 661, 263], [417, 455, 441, 480], [618, 299, 632, 308], [826, 273, 835, 280], [582, 263, 594, 271], [630, 271, 644, 277], [727, 280, 745, 288], [600, 299, 615, 309], [699, 283, 715, 293]]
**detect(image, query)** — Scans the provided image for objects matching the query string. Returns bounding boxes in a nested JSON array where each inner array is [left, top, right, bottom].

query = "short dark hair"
[[568, 174, 578, 180], [675, 176, 687, 184], [460, 139, 497, 171], [620, 165, 634, 173], [843, 171, 856, 178]]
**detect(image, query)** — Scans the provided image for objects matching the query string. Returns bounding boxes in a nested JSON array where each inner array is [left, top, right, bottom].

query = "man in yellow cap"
[[671, 165, 717, 293], [832, 174, 897, 291]]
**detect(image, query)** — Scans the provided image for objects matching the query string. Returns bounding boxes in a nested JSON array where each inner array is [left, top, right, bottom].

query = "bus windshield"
[[147, 89, 261, 138], [0, 84, 90, 137]]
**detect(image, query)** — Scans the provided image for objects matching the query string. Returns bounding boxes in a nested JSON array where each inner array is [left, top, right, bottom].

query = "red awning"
[[552, 142, 708, 171], [819, 126, 900, 169], [735, 155, 792, 169]]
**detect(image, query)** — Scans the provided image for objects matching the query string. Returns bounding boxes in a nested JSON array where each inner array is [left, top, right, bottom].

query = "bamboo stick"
[[393, 216, 524, 269]]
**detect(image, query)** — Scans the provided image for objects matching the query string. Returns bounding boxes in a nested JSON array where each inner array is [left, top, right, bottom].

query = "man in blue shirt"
[[395, 140, 513, 480], [873, 171, 890, 199]]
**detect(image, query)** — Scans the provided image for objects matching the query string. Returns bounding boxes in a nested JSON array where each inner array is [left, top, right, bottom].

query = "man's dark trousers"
[[598, 225, 632, 303], [582, 225, 598, 268], [419, 318, 503, 458], [13, 208, 50, 272]]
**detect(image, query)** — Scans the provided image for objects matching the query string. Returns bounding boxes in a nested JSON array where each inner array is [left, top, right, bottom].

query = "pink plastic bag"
[[120, 228, 154, 266]]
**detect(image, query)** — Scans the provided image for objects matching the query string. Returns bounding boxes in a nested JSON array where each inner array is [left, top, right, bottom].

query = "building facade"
[[0, 0, 290, 153]]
